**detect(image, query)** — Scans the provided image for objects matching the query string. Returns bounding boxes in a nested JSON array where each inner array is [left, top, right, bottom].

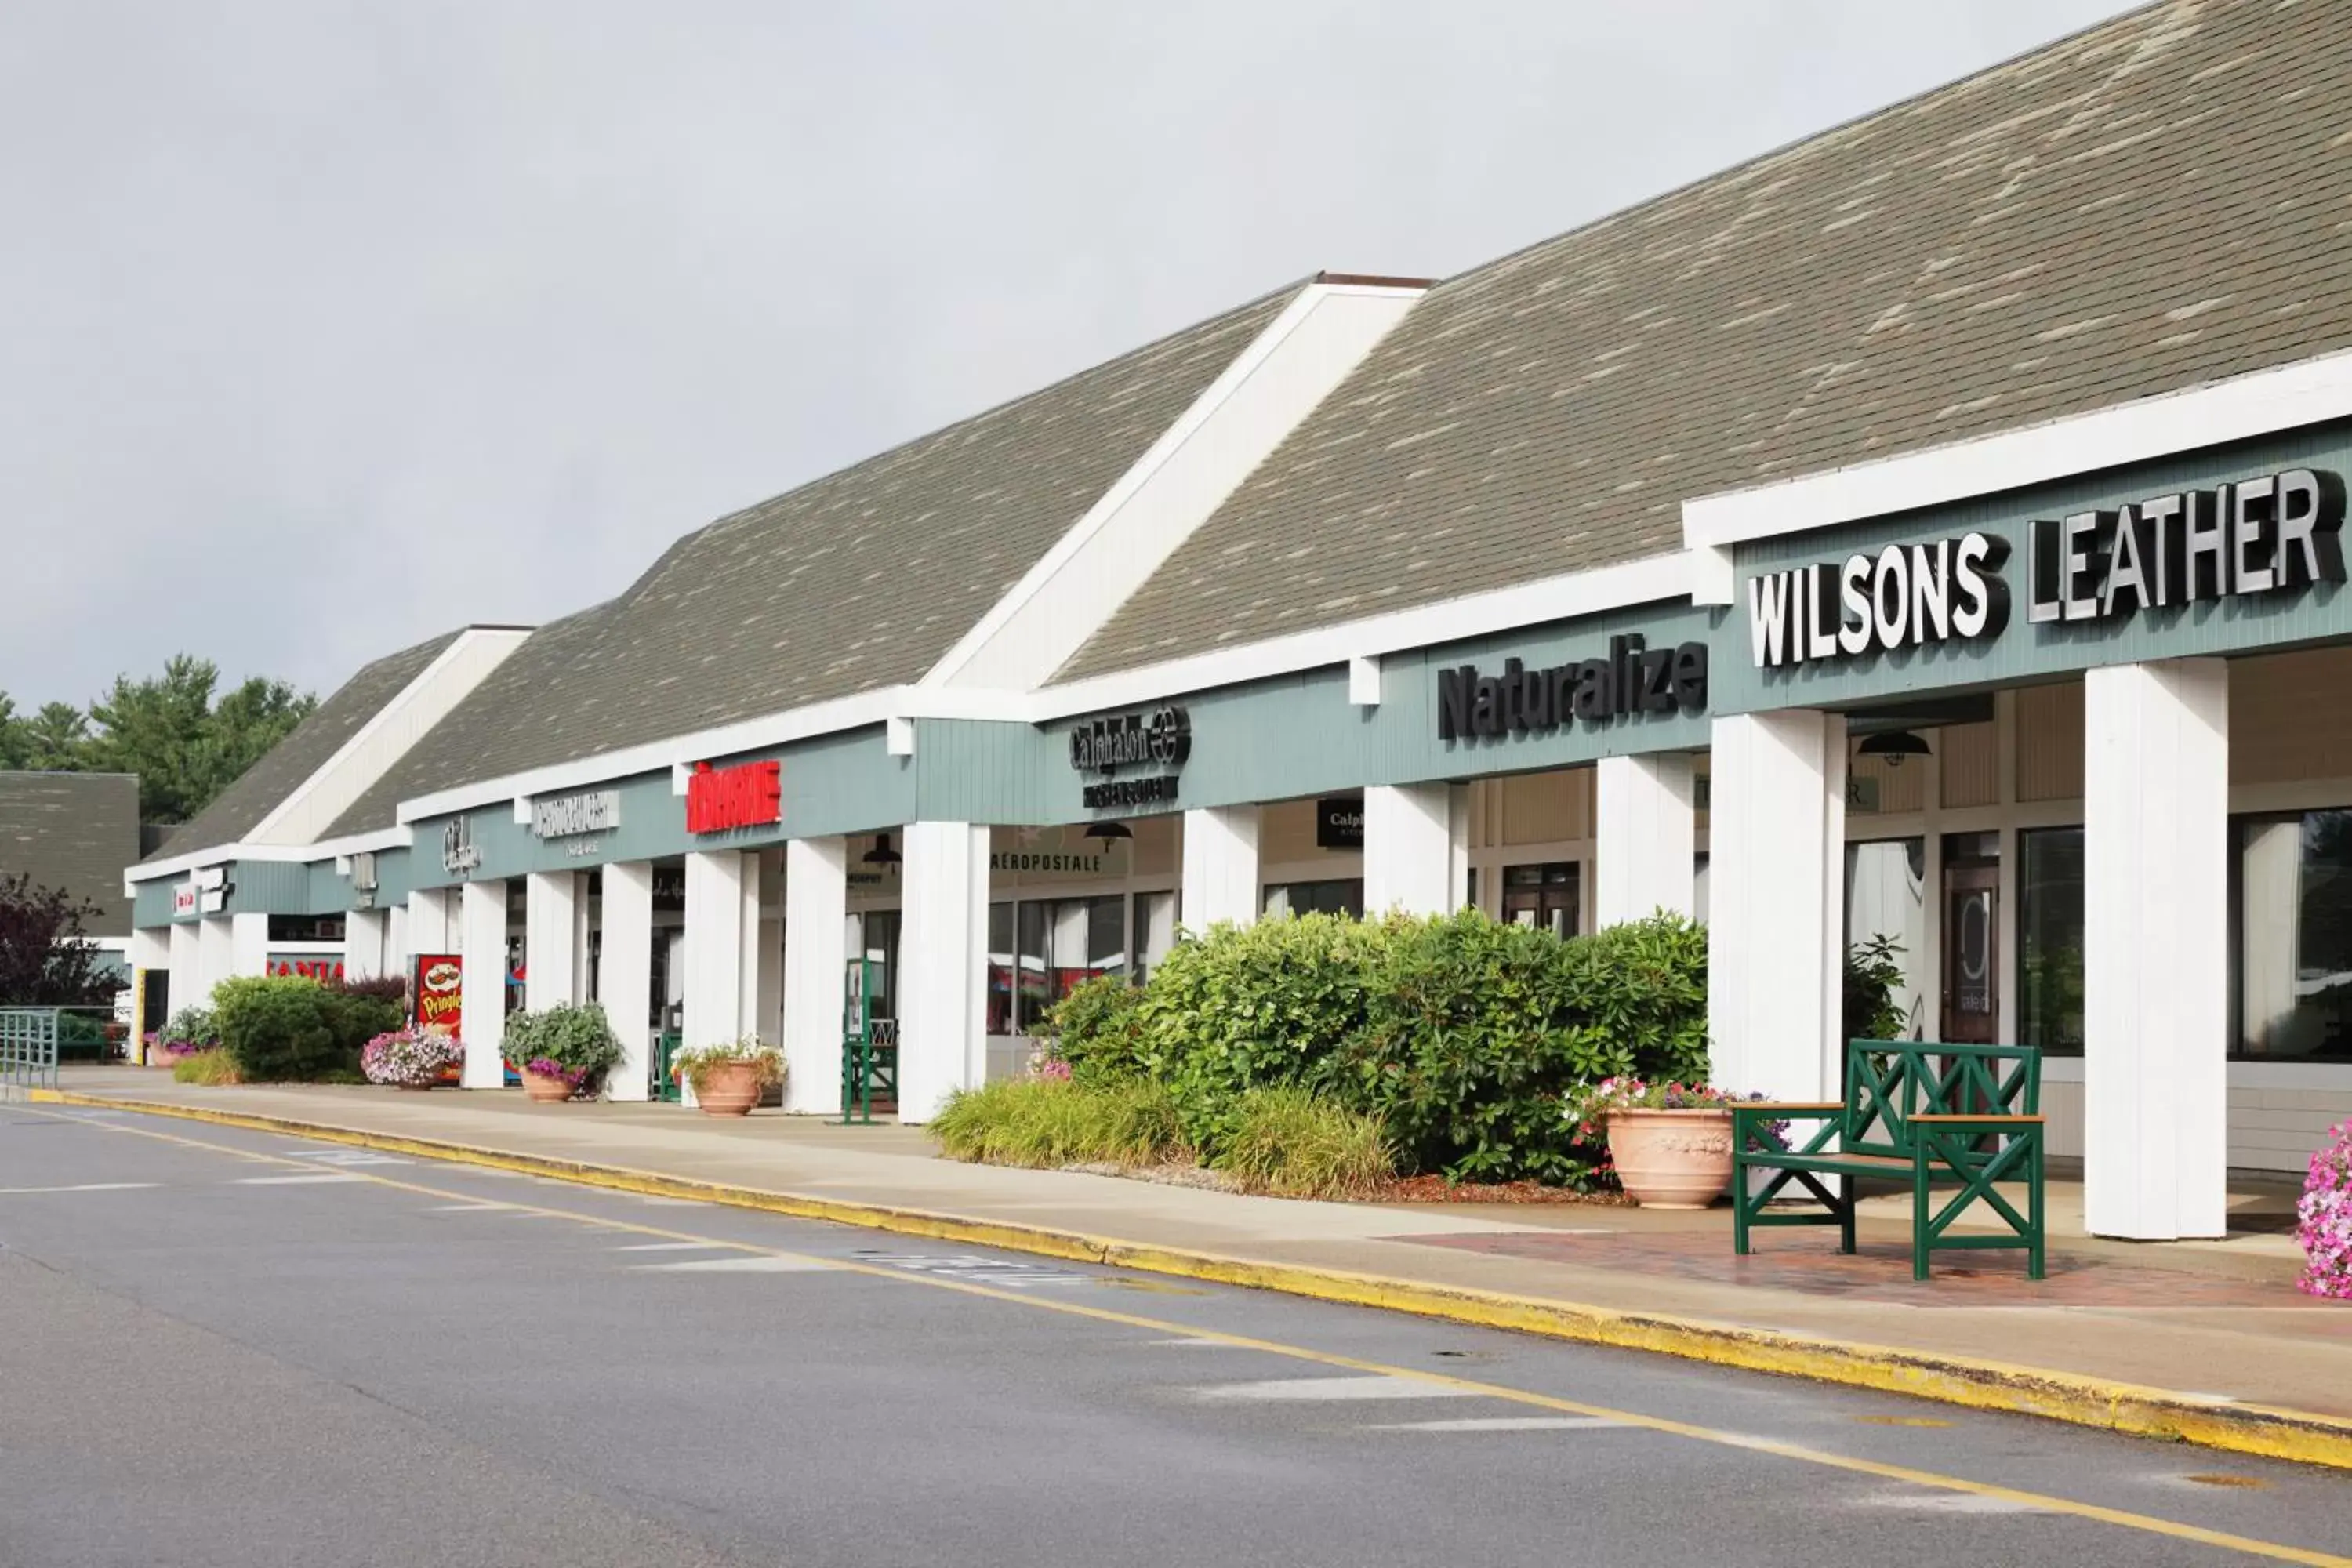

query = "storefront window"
[[1501, 862, 1579, 937], [858, 909, 900, 1022], [1264, 880, 1364, 918], [1844, 838, 1925, 1040], [2019, 827, 2085, 1056], [2235, 809, 2352, 1059], [1001, 895, 1128, 1033]]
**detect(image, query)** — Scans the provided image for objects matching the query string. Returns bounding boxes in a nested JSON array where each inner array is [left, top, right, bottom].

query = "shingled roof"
[[324, 281, 1307, 835], [1058, 0, 2352, 679], [143, 630, 463, 862], [0, 771, 140, 933]]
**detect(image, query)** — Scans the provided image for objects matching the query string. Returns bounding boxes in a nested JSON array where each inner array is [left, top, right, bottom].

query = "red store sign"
[[685, 759, 781, 834]]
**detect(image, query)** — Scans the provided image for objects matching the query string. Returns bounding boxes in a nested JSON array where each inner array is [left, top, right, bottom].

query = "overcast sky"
[[2, 0, 2130, 709]]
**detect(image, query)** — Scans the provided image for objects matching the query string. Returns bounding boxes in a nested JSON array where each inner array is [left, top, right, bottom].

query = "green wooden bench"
[[1731, 1040, 2045, 1281]]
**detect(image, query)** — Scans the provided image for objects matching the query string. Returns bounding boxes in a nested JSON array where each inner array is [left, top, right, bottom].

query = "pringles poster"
[[413, 953, 463, 1031]]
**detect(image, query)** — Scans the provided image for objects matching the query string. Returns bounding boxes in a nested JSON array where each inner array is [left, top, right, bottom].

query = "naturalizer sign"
[[1745, 467, 2345, 669]]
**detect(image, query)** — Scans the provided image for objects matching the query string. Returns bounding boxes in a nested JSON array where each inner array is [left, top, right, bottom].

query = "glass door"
[[1941, 833, 1999, 1044]]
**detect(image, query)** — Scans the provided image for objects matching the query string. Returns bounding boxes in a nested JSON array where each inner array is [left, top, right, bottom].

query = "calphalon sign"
[[1070, 705, 1190, 809], [1745, 467, 2344, 669], [1439, 635, 1707, 742]]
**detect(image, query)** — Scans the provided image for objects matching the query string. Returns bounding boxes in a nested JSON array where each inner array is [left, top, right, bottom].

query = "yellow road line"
[[20, 1103, 2351, 1568], [29, 1087, 2352, 1475]]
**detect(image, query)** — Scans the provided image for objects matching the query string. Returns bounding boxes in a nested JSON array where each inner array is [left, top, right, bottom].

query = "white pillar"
[[168, 921, 200, 1014], [406, 887, 454, 956], [227, 912, 268, 979], [129, 927, 169, 1058], [343, 909, 389, 981], [598, 862, 655, 1102], [898, 822, 988, 1123], [1363, 782, 1456, 916], [1181, 805, 1261, 930], [458, 880, 508, 1088], [782, 837, 848, 1113], [196, 916, 232, 998], [524, 870, 581, 1012], [683, 850, 751, 1049], [1707, 710, 1847, 1102], [1595, 753, 1697, 927], [2084, 658, 2228, 1240], [739, 853, 767, 1039], [387, 901, 408, 977]]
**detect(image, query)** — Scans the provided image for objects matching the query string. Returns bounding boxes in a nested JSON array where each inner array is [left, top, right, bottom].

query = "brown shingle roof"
[[0, 771, 140, 932], [1058, 0, 2352, 677]]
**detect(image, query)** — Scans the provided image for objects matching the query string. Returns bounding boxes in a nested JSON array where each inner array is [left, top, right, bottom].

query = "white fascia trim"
[[378, 544, 1689, 826], [916, 281, 1425, 690], [124, 825, 415, 886], [1683, 348, 2352, 550], [244, 626, 531, 844], [1026, 549, 1698, 721], [394, 683, 1032, 825]]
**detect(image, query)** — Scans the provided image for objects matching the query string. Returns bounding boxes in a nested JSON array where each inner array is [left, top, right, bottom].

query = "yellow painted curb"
[[39, 1087, 2352, 1472]]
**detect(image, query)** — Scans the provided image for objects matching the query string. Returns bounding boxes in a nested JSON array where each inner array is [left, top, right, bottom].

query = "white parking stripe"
[[234, 1174, 365, 1185], [631, 1255, 838, 1272], [427, 1203, 510, 1212], [1192, 1377, 1476, 1403], [0, 1181, 159, 1194], [1369, 1417, 1628, 1432], [614, 1241, 728, 1251]]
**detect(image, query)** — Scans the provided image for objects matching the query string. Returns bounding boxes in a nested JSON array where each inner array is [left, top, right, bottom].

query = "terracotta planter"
[[1606, 1108, 1734, 1210], [692, 1060, 763, 1117], [395, 1080, 437, 1093], [521, 1069, 575, 1103]]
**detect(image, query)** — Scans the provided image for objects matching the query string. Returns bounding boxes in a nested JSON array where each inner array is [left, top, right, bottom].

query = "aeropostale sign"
[[1745, 467, 2345, 670]]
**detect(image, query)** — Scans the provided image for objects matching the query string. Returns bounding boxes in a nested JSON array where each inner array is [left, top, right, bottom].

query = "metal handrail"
[[0, 1007, 63, 1096]]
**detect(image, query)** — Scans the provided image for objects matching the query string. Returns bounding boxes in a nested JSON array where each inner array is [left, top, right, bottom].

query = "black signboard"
[[1316, 797, 1363, 850]]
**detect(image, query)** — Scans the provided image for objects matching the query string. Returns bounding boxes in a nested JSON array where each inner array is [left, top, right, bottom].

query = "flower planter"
[[521, 1069, 575, 1103], [1605, 1108, 1734, 1210], [692, 1060, 763, 1117]]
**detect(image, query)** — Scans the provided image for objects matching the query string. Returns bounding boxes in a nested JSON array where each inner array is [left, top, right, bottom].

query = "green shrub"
[[1037, 975, 1150, 1086], [1137, 913, 1385, 1152], [1132, 909, 1709, 1186], [210, 975, 399, 1082], [1210, 1087, 1394, 1199], [172, 1049, 241, 1086], [929, 1078, 1185, 1168], [503, 1002, 622, 1087]]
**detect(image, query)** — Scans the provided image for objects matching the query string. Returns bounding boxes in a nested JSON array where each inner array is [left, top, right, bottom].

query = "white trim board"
[[1682, 349, 2352, 552]]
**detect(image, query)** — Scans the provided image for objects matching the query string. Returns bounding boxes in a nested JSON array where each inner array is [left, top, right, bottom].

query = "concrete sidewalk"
[[34, 1065, 2352, 1465]]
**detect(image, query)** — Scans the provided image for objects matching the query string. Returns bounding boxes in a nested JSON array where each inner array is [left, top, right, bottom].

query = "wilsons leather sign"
[[1747, 468, 2343, 670], [1438, 634, 1707, 742]]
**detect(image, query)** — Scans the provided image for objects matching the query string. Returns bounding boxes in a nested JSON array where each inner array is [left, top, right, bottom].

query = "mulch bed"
[[1374, 1174, 1633, 1206]]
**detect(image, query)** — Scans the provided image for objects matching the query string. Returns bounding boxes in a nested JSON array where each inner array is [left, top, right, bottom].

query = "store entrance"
[[1941, 833, 2000, 1044]]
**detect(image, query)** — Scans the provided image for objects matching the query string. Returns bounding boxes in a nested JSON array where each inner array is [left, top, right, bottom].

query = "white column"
[[2084, 658, 2228, 1240], [782, 837, 848, 1113], [1180, 806, 1261, 930], [406, 887, 454, 956], [167, 921, 200, 1014], [387, 901, 408, 977], [227, 912, 269, 979], [683, 850, 751, 1049], [343, 909, 388, 982], [458, 880, 508, 1088], [196, 916, 230, 997], [1595, 752, 1697, 927], [597, 862, 655, 1102], [739, 853, 767, 1039], [1363, 782, 1455, 916], [524, 870, 581, 1012], [1448, 783, 1472, 910], [898, 822, 989, 1123], [1707, 710, 1847, 1102]]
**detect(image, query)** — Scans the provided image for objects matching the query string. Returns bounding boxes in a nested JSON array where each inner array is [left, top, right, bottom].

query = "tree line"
[[0, 655, 317, 824]]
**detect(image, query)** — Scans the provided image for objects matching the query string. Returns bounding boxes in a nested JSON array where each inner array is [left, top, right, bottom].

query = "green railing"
[[0, 1007, 62, 1095]]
